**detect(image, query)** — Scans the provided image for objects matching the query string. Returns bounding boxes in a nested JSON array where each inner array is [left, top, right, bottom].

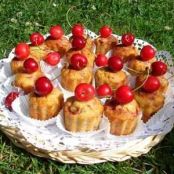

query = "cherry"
[[99, 26, 112, 38], [4, 92, 19, 111], [75, 83, 95, 101], [35, 76, 53, 96], [30, 32, 44, 46], [72, 36, 86, 49], [108, 56, 123, 72], [142, 76, 160, 93], [140, 45, 156, 61], [24, 58, 38, 73], [45, 52, 61, 66], [96, 84, 112, 98], [70, 53, 87, 70], [121, 33, 135, 46], [95, 54, 108, 67], [151, 61, 167, 76], [49, 25, 64, 39], [72, 24, 84, 37], [15, 43, 30, 60], [115, 85, 134, 104]]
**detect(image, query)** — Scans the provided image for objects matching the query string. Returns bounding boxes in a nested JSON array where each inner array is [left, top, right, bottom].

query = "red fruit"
[[4, 92, 19, 111], [15, 43, 30, 60], [75, 83, 95, 101], [140, 45, 156, 61], [95, 54, 108, 67], [45, 52, 61, 66], [49, 25, 64, 39], [151, 61, 167, 76], [142, 76, 160, 93], [99, 26, 112, 38], [30, 32, 44, 46], [70, 53, 87, 70], [121, 33, 135, 46], [108, 56, 123, 72], [72, 24, 84, 37], [72, 36, 86, 49], [24, 58, 38, 73], [35, 76, 53, 96], [115, 86, 134, 104], [96, 84, 112, 98]]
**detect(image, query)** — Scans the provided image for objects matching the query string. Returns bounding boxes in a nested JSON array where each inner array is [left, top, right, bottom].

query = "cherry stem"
[[167, 74, 174, 80], [125, 66, 143, 74], [51, 74, 61, 82], [133, 67, 150, 92]]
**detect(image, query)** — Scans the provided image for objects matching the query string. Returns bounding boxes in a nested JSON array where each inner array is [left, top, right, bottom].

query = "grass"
[[0, 0, 174, 173]]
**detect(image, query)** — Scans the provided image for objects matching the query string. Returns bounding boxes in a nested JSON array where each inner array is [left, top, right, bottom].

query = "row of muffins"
[[4, 24, 169, 136]]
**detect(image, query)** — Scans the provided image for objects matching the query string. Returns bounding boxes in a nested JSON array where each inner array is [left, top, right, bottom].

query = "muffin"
[[66, 48, 95, 67], [134, 90, 165, 123], [44, 36, 71, 56], [61, 66, 93, 92], [104, 99, 140, 135], [95, 35, 117, 55], [63, 96, 103, 132], [13, 70, 43, 93], [112, 44, 138, 62], [29, 88, 64, 120], [95, 67, 127, 90]]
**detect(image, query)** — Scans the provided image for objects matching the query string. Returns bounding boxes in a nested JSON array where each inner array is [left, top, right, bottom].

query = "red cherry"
[[72, 36, 86, 50], [140, 45, 156, 61], [121, 33, 135, 46], [49, 25, 64, 39], [70, 53, 87, 70], [151, 61, 167, 76], [75, 83, 95, 101], [115, 85, 134, 104], [15, 43, 30, 60], [95, 54, 108, 67], [30, 32, 44, 46], [35, 76, 53, 96], [24, 58, 38, 73], [99, 26, 112, 38], [96, 84, 112, 98], [4, 92, 19, 111], [108, 56, 123, 72], [45, 52, 61, 66], [72, 24, 84, 37], [142, 76, 160, 93]]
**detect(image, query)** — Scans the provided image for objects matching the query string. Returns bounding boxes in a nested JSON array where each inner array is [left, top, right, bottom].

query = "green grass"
[[0, 0, 174, 173]]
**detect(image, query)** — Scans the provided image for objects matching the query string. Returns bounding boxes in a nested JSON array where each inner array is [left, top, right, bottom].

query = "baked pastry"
[[112, 44, 138, 62], [95, 35, 117, 55], [63, 96, 103, 132], [29, 88, 63, 120], [95, 67, 127, 90], [44, 36, 71, 56], [61, 65, 93, 92], [135, 90, 165, 122], [13, 70, 43, 93], [104, 98, 140, 135], [11, 57, 25, 74]]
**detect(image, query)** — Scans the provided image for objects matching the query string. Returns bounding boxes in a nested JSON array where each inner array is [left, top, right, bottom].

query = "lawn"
[[0, 0, 174, 173]]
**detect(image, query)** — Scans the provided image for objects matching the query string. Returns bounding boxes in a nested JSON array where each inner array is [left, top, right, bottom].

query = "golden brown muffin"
[[128, 56, 156, 75], [135, 74, 169, 94], [30, 43, 51, 60], [104, 99, 140, 135], [44, 36, 71, 56], [112, 44, 138, 62], [29, 88, 64, 120], [64, 96, 103, 132], [95, 67, 128, 90], [61, 66, 93, 92], [95, 35, 117, 55], [13, 70, 43, 93], [134, 90, 165, 123], [66, 48, 95, 67], [10, 58, 25, 74]]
